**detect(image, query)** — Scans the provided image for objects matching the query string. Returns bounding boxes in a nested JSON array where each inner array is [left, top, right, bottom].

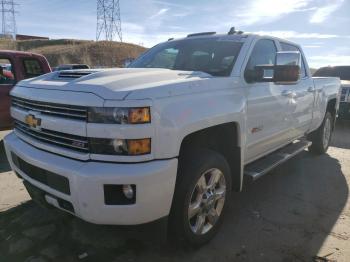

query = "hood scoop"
[[57, 71, 96, 79]]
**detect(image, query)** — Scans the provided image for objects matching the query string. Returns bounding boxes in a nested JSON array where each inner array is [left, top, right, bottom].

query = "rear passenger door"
[[279, 42, 314, 136]]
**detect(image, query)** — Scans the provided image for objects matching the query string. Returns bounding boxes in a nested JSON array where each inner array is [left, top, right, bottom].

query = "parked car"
[[314, 66, 350, 120], [4, 30, 340, 246], [53, 64, 90, 71], [0, 50, 51, 131]]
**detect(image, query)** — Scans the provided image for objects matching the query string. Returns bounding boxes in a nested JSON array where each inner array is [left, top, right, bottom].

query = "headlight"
[[88, 107, 151, 124], [90, 138, 151, 155]]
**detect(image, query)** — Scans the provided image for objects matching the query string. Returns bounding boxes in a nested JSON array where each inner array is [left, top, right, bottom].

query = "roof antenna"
[[228, 27, 236, 35]]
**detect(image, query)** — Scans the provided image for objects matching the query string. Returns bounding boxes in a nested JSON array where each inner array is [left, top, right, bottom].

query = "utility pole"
[[96, 0, 122, 42], [0, 0, 17, 39]]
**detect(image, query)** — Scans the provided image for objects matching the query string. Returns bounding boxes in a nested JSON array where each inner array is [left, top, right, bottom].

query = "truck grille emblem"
[[25, 114, 41, 128]]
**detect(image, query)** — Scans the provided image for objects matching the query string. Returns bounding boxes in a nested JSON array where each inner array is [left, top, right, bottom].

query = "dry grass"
[[0, 39, 147, 68]]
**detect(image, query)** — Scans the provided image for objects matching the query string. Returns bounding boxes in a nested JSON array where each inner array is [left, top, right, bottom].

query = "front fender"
[[153, 87, 246, 159]]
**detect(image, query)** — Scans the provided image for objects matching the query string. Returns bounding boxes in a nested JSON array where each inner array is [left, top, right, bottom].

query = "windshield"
[[129, 37, 243, 76], [313, 66, 350, 80]]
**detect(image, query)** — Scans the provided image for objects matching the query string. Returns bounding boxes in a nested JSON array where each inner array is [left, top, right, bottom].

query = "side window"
[[280, 42, 307, 78], [245, 39, 277, 83], [23, 59, 44, 79], [0, 58, 15, 85]]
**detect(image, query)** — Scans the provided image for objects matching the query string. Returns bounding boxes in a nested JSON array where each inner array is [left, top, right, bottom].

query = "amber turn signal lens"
[[129, 108, 151, 124], [127, 138, 151, 155]]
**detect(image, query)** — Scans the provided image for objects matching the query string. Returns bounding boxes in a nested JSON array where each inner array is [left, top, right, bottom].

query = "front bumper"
[[4, 132, 178, 225]]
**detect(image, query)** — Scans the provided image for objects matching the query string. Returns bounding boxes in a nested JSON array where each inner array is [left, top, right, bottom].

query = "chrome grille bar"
[[14, 121, 89, 152], [12, 97, 87, 120]]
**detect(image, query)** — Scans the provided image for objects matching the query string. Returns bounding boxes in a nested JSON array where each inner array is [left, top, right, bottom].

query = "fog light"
[[104, 185, 136, 205], [122, 184, 134, 199]]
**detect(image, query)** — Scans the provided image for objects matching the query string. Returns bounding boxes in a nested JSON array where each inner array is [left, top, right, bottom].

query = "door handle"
[[281, 90, 296, 98]]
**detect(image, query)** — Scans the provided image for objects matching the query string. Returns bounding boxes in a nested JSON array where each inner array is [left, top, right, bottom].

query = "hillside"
[[0, 39, 147, 68]]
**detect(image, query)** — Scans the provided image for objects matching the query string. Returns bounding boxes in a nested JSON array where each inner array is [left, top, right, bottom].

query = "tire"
[[169, 148, 232, 247], [308, 112, 333, 155]]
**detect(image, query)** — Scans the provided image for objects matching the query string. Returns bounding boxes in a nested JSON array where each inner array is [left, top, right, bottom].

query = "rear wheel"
[[169, 149, 232, 247], [308, 112, 333, 154]]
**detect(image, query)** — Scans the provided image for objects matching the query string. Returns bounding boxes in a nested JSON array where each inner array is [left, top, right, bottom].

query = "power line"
[[96, 0, 122, 42], [0, 0, 17, 39]]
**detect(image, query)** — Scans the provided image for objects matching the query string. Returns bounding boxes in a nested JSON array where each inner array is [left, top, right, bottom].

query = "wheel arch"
[[326, 98, 337, 128], [178, 122, 243, 192]]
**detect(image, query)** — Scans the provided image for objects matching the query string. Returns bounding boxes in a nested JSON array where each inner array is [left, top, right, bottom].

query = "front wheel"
[[308, 112, 333, 154], [169, 149, 232, 247]]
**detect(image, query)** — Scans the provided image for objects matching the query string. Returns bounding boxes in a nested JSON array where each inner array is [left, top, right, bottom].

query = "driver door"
[[244, 39, 294, 163]]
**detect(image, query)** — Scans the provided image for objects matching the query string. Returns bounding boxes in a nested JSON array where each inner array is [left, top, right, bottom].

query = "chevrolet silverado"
[[4, 29, 341, 246]]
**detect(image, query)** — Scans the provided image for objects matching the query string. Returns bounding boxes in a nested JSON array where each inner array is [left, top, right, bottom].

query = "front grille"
[[12, 152, 71, 195], [15, 121, 89, 152], [12, 96, 87, 121]]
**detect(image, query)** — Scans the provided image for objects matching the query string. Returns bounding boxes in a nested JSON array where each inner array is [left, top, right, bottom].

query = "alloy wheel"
[[188, 168, 226, 235]]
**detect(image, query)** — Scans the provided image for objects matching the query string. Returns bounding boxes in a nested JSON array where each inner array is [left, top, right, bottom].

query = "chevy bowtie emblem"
[[25, 114, 41, 128]]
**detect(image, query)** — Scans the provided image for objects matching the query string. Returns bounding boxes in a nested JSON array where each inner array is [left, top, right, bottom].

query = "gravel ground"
[[0, 122, 349, 262]]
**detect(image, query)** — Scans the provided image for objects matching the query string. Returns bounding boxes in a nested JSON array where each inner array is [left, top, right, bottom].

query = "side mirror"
[[273, 51, 301, 83], [246, 51, 302, 83]]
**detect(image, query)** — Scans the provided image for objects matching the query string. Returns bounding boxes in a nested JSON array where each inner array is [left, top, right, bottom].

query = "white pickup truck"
[[4, 30, 340, 246]]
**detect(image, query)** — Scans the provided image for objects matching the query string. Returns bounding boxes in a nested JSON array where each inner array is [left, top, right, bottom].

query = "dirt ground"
[[0, 122, 349, 262]]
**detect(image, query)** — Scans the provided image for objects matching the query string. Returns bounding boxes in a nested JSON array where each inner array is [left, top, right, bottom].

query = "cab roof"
[[166, 31, 301, 48], [0, 50, 46, 58]]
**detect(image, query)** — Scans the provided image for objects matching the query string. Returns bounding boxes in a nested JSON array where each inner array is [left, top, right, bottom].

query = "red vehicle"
[[0, 50, 51, 131]]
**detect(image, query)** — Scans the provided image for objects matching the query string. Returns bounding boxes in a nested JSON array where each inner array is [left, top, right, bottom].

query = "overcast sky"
[[15, 0, 350, 68]]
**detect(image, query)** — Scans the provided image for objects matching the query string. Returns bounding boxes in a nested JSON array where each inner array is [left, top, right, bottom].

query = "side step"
[[244, 140, 312, 181]]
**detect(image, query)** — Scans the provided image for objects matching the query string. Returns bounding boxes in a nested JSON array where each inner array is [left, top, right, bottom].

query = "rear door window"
[[23, 59, 44, 79], [0, 58, 15, 85], [280, 42, 307, 78]]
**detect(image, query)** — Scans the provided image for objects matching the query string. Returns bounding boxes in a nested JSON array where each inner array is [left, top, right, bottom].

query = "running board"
[[244, 140, 312, 181]]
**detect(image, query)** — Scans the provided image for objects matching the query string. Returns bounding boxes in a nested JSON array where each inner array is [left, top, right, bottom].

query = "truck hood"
[[17, 68, 214, 100]]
